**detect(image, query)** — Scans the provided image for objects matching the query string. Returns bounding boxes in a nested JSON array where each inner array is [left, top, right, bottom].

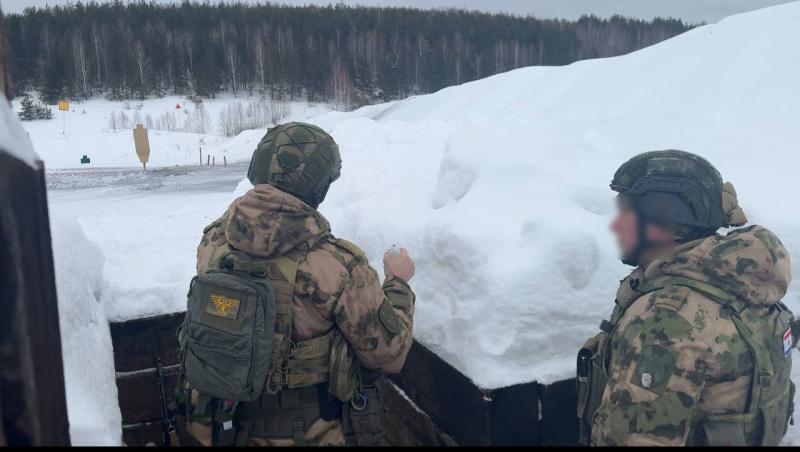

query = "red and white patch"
[[783, 328, 793, 358]]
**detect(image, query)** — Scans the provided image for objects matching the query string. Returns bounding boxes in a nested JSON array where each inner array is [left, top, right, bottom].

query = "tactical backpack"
[[577, 277, 795, 446], [178, 247, 312, 445], [178, 242, 375, 446]]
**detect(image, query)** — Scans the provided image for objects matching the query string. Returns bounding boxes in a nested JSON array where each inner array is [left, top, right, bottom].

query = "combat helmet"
[[611, 150, 747, 262], [247, 122, 342, 208]]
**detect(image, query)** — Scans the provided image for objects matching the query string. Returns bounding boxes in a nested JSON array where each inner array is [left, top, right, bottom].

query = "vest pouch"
[[577, 348, 610, 446], [344, 383, 385, 446], [329, 329, 359, 402], [185, 386, 214, 446], [696, 413, 751, 446], [756, 380, 794, 446]]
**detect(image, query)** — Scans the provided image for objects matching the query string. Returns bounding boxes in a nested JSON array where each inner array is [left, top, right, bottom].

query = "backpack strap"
[[642, 274, 794, 446], [640, 275, 748, 313]]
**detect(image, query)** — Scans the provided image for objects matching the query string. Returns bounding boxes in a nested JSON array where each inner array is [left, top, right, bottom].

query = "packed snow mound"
[[296, 1, 800, 388], [0, 94, 39, 167], [51, 215, 121, 445], [369, 2, 799, 125]]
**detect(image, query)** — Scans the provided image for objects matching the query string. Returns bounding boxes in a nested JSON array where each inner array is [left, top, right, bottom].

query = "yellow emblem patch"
[[206, 293, 241, 319]]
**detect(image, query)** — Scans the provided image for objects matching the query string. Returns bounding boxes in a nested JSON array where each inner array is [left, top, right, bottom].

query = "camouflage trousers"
[[245, 419, 345, 447]]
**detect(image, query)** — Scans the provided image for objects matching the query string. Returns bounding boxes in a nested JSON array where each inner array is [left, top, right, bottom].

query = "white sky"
[[1, 0, 797, 23]]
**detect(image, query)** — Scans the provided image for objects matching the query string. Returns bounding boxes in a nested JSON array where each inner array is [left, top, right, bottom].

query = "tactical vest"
[[577, 275, 795, 446]]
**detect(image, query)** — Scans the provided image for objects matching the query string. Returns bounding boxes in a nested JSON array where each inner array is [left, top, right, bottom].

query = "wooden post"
[[199, 148, 202, 166], [0, 109, 71, 445], [223, 155, 227, 166], [0, 15, 71, 445], [212, 156, 215, 167], [206, 155, 210, 166]]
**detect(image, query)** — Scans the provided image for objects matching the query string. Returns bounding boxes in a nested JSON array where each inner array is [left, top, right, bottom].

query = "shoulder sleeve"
[[197, 216, 228, 274], [328, 238, 415, 374], [592, 287, 711, 446]]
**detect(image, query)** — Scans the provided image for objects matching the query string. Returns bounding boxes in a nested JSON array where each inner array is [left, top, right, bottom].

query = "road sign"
[[132, 124, 151, 170], [57, 100, 69, 111]]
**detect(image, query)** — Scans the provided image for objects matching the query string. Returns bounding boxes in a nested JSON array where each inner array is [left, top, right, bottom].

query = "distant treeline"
[[5, 1, 692, 106]]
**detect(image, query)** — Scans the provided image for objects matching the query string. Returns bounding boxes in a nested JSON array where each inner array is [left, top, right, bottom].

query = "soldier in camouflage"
[[577, 150, 795, 446], [191, 122, 416, 446]]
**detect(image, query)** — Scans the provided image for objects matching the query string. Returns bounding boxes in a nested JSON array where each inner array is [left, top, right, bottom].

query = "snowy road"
[[48, 163, 249, 321]]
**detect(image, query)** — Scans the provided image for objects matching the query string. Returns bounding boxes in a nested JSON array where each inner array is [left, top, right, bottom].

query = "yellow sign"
[[207, 294, 241, 319], [58, 100, 69, 111], [132, 124, 151, 165]]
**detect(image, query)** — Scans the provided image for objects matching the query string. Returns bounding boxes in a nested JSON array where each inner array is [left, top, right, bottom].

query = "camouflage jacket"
[[591, 225, 792, 446], [196, 184, 415, 374]]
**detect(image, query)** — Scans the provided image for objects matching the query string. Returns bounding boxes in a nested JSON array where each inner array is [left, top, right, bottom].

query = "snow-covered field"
[[7, 0, 800, 446], [22, 95, 332, 169]]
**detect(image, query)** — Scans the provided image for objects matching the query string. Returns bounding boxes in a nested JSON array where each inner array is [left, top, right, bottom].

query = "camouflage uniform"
[[198, 183, 415, 372], [193, 184, 415, 446], [584, 227, 793, 446], [577, 150, 795, 446]]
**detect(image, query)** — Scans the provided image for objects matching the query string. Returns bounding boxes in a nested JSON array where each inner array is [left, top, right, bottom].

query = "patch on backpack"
[[784, 328, 793, 358], [378, 300, 402, 335], [206, 293, 241, 320]]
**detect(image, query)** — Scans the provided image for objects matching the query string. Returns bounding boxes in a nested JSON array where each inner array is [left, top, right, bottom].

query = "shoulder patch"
[[650, 285, 692, 312], [378, 299, 403, 336], [631, 344, 675, 392]]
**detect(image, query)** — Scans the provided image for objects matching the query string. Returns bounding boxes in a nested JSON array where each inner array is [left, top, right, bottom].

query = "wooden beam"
[[109, 313, 183, 372], [0, 153, 70, 445]]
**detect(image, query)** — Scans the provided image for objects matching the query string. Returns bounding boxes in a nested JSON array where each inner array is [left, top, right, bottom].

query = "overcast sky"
[[1, 0, 797, 23]]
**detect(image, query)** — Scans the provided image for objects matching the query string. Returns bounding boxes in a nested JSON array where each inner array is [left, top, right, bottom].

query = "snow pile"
[[0, 94, 39, 167], [303, 1, 800, 387], [51, 215, 121, 446]]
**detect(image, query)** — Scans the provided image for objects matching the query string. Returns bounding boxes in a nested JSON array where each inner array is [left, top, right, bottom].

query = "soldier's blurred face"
[[612, 202, 678, 262], [611, 205, 639, 257]]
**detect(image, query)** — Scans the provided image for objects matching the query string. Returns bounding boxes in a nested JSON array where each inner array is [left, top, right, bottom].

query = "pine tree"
[[17, 95, 37, 121], [35, 102, 54, 119], [18, 95, 54, 120]]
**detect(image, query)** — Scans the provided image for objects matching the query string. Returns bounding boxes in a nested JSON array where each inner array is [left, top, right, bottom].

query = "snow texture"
[[32, 1, 800, 445], [0, 94, 39, 167], [51, 214, 122, 445]]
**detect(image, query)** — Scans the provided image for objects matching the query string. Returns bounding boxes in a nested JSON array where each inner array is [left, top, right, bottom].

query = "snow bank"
[[301, 1, 800, 388], [51, 214, 121, 446], [0, 94, 39, 167]]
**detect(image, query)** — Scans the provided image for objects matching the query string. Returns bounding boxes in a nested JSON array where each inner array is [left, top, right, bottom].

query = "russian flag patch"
[[784, 328, 793, 358]]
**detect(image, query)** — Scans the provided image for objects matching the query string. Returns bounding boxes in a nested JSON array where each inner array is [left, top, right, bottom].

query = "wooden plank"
[[0, 150, 70, 445], [487, 381, 541, 445], [380, 380, 457, 446], [389, 341, 490, 445], [109, 313, 183, 372], [540, 378, 579, 445], [116, 365, 180, 425]]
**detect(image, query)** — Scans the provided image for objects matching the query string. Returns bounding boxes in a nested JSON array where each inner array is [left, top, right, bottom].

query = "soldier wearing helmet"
[[577, 150, 795, 446], [188, 122, 416, 446]]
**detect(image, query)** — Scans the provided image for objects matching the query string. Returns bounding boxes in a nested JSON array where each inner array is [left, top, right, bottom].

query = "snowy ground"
[[20, 94, 332, 169], [10, 0, 800, 446]]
